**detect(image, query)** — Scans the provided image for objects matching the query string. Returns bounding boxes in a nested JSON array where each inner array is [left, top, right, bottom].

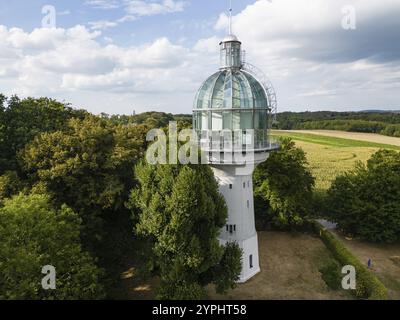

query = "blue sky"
[[0, 0, 252, 46], [0, 0, 400, 115]]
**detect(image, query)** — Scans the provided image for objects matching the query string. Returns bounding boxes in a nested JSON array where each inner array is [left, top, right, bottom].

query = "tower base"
[[220, 233, 260, 283]]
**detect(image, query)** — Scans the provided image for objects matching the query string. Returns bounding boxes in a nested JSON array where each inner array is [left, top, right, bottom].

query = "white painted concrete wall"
[[212, 152, 269, 282]]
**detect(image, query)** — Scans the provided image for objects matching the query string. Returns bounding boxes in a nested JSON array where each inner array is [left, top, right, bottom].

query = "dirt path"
[[277, 130, 400, 146]]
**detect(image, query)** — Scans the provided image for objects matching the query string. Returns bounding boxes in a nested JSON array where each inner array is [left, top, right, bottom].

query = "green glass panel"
[[243, 73, 268, 109], [201, 111, 209, 130], [212, 112, 223, 130], [254, 110, 267, 129], [223, 72, 232, 108], [240, 112, 253, 129], [232, 111, 240, 130], [232, 72, 241, 108], [197, 72, 219, 109], [211, 72, 226, 109], [223, 111, 232, 130], [237, 72, 252, 108]]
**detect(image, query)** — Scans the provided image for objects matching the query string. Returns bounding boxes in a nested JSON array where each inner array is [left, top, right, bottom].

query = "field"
[[272, 130, 400, 190], [112, 231, 351, 300]]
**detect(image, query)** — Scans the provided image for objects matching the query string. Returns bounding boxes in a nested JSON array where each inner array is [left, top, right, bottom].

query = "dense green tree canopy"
[[254, 138, 315, 228], [19, 115, 148, 255], [0, 95, 88, 173], [128, 162, 242, 299], [0, 193, 105, 300], [327, 149, 400, 243]]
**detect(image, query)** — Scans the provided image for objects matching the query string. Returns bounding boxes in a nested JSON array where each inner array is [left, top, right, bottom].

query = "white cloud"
[[0, 24, 214, 114], [84, 0, 121, 10], [124, 0, 186, 16], [88, 20, 119, 30], [2, 0, 400, 114], [210, 0, 400, 110], [87, 0, 187, 30]]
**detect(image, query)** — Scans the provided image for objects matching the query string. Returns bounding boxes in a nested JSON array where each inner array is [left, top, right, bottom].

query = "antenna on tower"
[[229, 0, 233, 35]]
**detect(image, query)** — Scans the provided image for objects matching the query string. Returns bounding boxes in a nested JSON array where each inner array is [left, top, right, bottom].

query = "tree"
[[253, 138, 315, 229], [0, 171, 25, 200], [19, 115, 148, 269], [327, 149, 400, 243], [0, 95, 88, 173], [128, 162, 242, 299], [0, 193, 105, 300]]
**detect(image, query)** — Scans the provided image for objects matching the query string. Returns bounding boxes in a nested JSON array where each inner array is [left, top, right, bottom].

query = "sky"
[[0, 0, 399, 115]]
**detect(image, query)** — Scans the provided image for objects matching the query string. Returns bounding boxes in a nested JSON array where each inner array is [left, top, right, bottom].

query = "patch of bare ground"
[[109, 257, 159, 300], [206, 231, 351, 300], [332, 231, 400, 300]]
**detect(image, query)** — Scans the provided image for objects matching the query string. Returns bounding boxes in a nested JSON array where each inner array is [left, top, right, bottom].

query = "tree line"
[[273, 111, 400, 137]]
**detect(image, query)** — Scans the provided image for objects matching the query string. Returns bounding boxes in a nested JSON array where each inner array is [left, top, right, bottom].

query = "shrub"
[[311, 221, 388, 300], [319, 260, 342, 290]]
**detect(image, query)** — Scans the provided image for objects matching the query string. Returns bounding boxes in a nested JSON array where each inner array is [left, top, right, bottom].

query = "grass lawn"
[[111, 231, 351, 300], [272, 130, 400, 190], [207, 231, 350, 300], [332, 231, 400, 300]]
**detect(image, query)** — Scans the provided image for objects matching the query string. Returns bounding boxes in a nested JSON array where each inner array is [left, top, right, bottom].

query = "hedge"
[[310, 220, 388, 300]]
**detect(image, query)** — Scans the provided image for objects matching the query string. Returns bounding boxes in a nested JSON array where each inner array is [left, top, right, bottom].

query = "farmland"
[[271, 130, 400, 190]]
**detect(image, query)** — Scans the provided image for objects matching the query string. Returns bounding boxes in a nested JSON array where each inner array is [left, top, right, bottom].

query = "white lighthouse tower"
[[192, 7, 279, 283]]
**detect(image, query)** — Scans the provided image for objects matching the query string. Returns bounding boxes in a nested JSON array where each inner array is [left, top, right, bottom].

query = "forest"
[[1, 94, 399, 300]]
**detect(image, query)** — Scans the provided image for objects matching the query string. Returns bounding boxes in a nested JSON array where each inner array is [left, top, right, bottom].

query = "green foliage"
[[319, 260, 342, 290], [0, 95, 88, 173], [0, 171, 25, 200], [327, 150, 400, 243], [254, 138, 315, 229], [128, 161, 242, 300], [106, 111, 175, 129], [0, 193, 105, 300], [20, 116, 146, 243], [311, 221, 388, 299]]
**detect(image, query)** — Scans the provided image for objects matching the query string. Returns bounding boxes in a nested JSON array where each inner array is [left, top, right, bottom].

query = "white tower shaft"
[[212, 163, 264, 282]]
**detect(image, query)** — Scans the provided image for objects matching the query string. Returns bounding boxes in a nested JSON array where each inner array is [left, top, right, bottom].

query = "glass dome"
[[193, 34, 275, 151], [194, 69, 269, 110]]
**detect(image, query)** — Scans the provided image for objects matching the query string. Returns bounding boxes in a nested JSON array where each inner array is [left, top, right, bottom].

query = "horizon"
[[1, 0, 400, 115]]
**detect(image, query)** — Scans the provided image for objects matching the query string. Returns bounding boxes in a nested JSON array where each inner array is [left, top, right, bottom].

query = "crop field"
[[271, 130, 400, 190]]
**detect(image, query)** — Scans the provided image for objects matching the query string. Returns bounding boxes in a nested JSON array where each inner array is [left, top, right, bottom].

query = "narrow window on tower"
[[226, 225, 229, 232], [229, 225, 233, 234], [243, 182, 245, 189], [247, 200, 250, 208], [249, 255, 253, 268], [233, 225, 236, 231], [229, 184, 233, 189]]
